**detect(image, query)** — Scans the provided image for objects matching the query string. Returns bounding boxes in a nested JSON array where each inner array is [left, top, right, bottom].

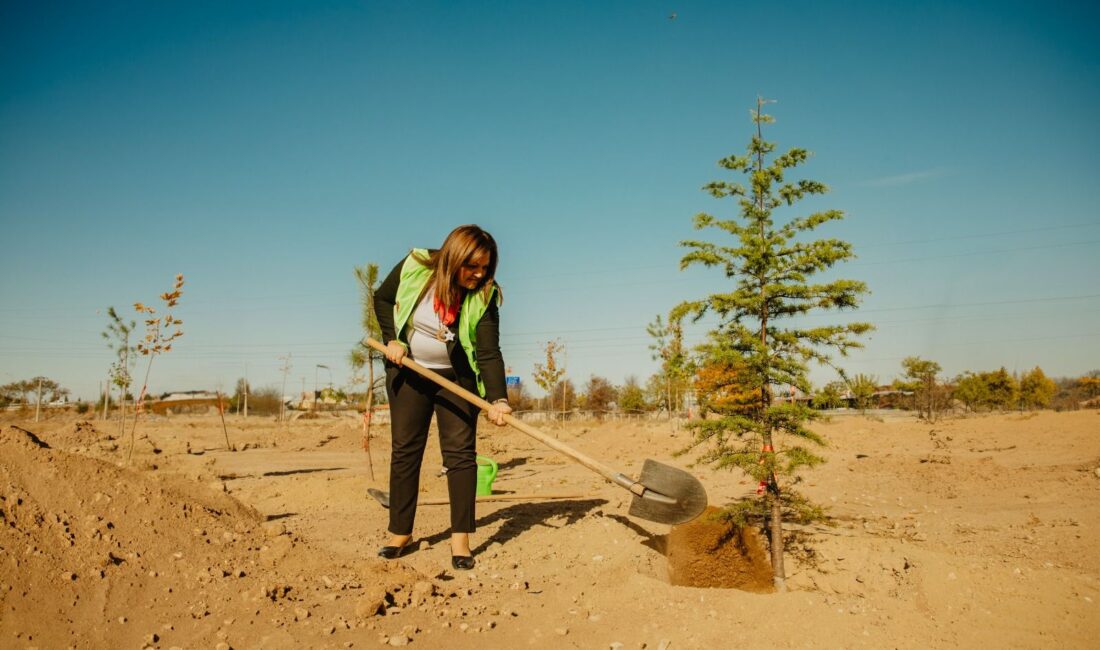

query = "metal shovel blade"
[[367, 487, 390, 509], [627, 459, 709, 525]]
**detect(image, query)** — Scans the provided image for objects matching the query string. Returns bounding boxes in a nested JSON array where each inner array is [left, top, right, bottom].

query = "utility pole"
[[34, 378, 42, 422], [277, 353, 292, 423], [314, 364, 331, 411], [243, 361, 249, 418], [562, 345, 568, 425]]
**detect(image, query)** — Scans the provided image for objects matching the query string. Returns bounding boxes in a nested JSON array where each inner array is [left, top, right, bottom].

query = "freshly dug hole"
[[666, 506, 774, 592]]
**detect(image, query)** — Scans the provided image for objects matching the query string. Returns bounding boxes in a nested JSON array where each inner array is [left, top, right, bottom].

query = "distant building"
[[773, 385, 812, 403], [150, 391, 224, 415], [160, 391, 220, 402]]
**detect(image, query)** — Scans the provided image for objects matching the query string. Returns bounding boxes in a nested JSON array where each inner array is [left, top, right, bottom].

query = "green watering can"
[[475, 455, 498, 496]]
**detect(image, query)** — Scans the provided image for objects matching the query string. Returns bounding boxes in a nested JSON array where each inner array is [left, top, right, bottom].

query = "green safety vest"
[[392, 249, 498, 397]]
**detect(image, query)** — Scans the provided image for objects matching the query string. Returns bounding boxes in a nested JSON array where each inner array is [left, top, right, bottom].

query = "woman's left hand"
[[485, 401, 512, 426]]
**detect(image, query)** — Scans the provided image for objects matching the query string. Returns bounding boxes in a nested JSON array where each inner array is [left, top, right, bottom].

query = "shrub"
[[246, 386, 284, 416]]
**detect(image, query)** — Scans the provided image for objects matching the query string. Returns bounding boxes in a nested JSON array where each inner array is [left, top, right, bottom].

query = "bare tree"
[[128, 274, 185, 463]]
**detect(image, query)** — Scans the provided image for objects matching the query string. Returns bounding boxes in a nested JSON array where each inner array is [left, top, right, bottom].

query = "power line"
[[855, 220, 1100, 249], [505, 241, 1100, 296], [521, 331, 1100, 360], [2, 222, 1097, 315], [851, 239, 1100, 267], [506, 221, 1100, 281], [843, 292, 1100, 315], [3, 293, 1098, 354]]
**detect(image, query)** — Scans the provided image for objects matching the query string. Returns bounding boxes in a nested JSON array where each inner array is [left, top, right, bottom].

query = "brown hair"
[[414, 224, 499, 307]]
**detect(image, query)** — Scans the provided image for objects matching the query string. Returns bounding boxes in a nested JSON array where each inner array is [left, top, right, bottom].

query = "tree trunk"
[[127, 357, 154, 464], [769, 486, 786, 591], [217, 391, 231, 450], [363, 354, 376, 480], [667, 377, 673, 432], [926, 376, 936, 422], [34, 378, 42, 422], [754, 96, 785, 588], [118, 389, 126, 441], [243, 363, 249, 418], [760, 330, 786, 587], [279, 367, 289, 424]]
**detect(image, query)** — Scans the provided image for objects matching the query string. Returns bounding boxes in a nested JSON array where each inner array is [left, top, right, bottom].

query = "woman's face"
[[457, 250, 490, 290]]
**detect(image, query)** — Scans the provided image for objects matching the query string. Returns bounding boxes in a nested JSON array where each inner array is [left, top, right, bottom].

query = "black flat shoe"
[[378, 543, 408, 560], [451, 555, 475, 571]]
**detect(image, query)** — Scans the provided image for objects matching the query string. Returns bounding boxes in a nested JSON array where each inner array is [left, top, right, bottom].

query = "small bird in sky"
[[668, 12, 677, 20]]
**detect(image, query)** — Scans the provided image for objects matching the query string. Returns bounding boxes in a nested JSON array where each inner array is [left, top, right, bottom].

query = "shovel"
[[364, 338, 708, 525]]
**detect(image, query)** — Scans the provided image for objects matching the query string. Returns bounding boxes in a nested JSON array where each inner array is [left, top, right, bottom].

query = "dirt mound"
[[45, 418, 124, 456], [666, 506, 774, 592], [0, 425, 265, 646], [0, 416, 130, 460], [0, 425, 425, 649]]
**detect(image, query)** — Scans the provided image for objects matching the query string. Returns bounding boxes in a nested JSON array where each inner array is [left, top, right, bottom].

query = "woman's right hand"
[[384, 341, 407, 365]]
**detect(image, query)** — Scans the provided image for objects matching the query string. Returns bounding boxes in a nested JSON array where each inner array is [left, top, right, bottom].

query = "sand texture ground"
[[2, 408, 1098, 649]]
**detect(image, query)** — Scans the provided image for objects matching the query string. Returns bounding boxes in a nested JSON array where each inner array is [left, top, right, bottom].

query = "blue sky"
[[2, 1, 1098, 401]]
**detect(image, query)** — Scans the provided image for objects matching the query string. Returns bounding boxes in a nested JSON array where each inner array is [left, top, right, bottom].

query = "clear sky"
[[2, 1, 1098, 402]]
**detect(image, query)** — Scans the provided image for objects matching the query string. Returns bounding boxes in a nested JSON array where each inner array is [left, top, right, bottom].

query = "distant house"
[[870, 388, 912, 409], [150, 390, 224, 415], [773, 385, 812, 404], [160, 391, 220, 402]]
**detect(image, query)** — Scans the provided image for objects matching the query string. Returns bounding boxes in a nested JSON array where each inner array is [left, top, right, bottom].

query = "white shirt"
[[406, 288, 453, 369]]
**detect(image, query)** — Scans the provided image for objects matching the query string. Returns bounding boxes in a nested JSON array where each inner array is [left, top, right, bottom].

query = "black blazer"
[[374, 254, 507, 403]]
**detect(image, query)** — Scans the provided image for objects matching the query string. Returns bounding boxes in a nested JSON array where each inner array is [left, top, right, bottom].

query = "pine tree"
[[671, 99, 872, 588], [692, 335, 757, 417], [647, 314, 691, 417]]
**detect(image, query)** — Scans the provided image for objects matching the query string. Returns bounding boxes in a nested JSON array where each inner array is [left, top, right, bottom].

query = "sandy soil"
[[2, 408, 1098, 649]]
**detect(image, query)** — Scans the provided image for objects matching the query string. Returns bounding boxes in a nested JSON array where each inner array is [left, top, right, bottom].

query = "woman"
[[373, 224, 512, 570]]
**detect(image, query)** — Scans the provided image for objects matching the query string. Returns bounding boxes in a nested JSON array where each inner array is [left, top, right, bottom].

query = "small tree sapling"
[[127, 274, 185, 463]]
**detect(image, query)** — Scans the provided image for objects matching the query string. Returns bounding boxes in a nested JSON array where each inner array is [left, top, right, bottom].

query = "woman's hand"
[[486, 400, 512, 426], [383, 341, 407, 365]]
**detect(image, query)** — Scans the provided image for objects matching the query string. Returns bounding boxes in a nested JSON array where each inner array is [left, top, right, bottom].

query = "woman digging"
[[374, 224, 511, 570]]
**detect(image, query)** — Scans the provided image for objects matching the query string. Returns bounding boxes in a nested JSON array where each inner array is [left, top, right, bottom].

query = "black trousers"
[[385, 365, 479, 535]]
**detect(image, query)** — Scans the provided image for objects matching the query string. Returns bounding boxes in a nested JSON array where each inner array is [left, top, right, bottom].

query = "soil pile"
[[666, 505, 774, 592], [33, 418, 126, 459], [0, 425, 424, 649]]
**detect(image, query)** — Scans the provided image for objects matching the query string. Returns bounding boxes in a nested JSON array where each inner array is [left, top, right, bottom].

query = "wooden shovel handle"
[[364, 338, 636, 491]]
